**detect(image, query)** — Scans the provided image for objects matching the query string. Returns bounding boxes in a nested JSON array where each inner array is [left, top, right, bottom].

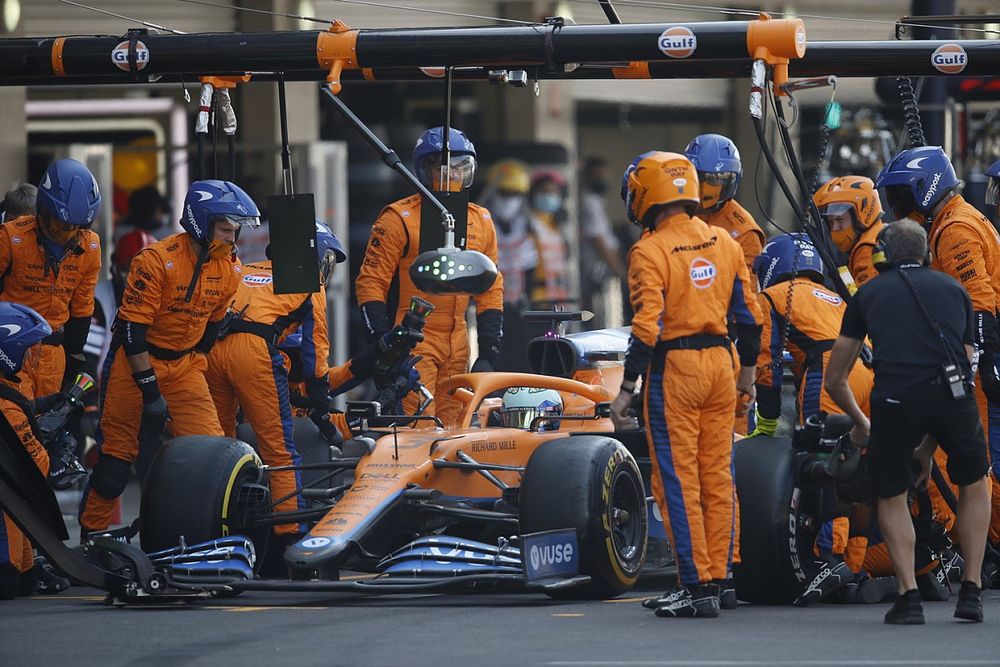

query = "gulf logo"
[[690, 257, 716, 289], [931, 44, 967, 74], [811, 288, 842, 306], [111, 40, 150, 72], [657, 26, 697, 59], [243, 273, 273, 286]]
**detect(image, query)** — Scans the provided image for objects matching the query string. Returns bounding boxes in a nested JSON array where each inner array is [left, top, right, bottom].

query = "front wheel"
[[519, 436, 647, 598], [140, 436, 270, 558]]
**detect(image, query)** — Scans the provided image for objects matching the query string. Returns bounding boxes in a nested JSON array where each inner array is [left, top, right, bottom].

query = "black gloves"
[[304, 376, 333, 414], [470, 336, 500, 373], [133, 368, 170, 438], [980, 349, 1000, 403], [360, 301, 391, 342]]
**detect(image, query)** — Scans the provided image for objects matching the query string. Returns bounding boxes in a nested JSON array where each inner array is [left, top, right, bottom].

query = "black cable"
[[897, 76, 927, 149], [196, 133, 205, 181], [228, 133, 236, 181], [211, 93, 220, 179]]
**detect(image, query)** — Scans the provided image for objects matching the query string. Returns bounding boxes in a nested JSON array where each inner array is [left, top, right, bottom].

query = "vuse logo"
[[657, 26, 697, 58], [529, 542, 574, 570], [931, 44, 967, 74], [111, 40, 150, 72], [690, 257, 717, 289]]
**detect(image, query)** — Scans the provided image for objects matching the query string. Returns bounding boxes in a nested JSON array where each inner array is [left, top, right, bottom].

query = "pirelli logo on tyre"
[[690, 257, 717, 289], [931, 43, 967, 74], [657, 26, 697, 59]]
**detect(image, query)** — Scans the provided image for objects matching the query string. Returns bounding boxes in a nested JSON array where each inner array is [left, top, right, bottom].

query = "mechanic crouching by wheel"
[[824, 220, 991, 624], [205, 222, 345, 554], [610, 152, 763, 618], [355, 127, 504, 427], [78, 180, 255, 538]]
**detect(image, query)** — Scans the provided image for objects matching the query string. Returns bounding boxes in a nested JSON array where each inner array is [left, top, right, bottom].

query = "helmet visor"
[[697, 171, 738, 209], [987, 176, 1000, 207], [499, 404, 560, 430], [319, 248, 338, 284], [422, 154, 476, 192], [884, 185, 917, 220]]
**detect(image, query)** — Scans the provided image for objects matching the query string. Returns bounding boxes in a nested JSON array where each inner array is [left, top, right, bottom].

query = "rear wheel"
[[519, 436, 647, 598], [140, 436, 270, 559], [733, 435, 818, 604]]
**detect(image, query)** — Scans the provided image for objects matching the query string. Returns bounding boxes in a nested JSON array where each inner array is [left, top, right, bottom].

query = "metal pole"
[[277, 72, 294, 195]]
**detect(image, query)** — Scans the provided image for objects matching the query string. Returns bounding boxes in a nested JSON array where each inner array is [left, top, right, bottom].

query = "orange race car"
[[132, 323, 651, 599]]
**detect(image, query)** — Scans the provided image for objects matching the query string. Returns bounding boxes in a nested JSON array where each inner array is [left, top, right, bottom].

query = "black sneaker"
[[954, 581, 983, 622], [884, 589, 925, 625], [916, 563, 950, 601], [794, 558, 854, 606], [642, 585, 687, 610], [654, 584, 720, 618], [856, 576, 899, 604], [716, 578, 737, 610]]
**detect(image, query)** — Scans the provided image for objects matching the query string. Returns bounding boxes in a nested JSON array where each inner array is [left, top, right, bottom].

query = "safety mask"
[[208, 239, 235, 260], [491, 194, 522, 221], [821, 203, 858, 253], [532, 193, 563, 214], [39, 215, 79, 246]]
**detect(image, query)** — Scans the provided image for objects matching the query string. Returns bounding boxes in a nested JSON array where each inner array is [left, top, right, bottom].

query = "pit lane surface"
[[1, 579, 996, 666]]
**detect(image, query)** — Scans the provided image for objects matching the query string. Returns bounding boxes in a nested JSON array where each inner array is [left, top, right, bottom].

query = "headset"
[[872, 223, 930, 272]]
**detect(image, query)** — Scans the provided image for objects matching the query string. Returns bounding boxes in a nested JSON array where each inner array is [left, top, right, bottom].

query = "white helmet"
[[500, 387, 562, 431]]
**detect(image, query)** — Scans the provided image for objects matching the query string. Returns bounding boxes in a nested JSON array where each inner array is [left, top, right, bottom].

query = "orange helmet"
[[812, 176, 884, 253], [486, 159, 531, 194], [625, 152, 699, 227], [112, 228, 156, 272]]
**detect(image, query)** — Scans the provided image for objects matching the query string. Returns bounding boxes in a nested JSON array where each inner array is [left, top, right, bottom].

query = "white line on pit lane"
[[548, 662, 1000, 666]]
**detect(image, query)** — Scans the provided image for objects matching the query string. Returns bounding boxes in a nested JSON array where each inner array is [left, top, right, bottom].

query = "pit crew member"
[[356, 127, 504, 426], [78, 180, 254, 535], [610, 151, 763, 618], [813, 175, 886, 290], [0, 159, 102, 398], [206, 222, 344, 541], [825, 220, 990, 624]]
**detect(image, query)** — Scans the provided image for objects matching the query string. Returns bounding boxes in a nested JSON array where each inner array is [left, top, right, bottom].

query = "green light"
[[433, 261, 440, 268], [433, 268, 440, 276], [448, 268, 455, 275]]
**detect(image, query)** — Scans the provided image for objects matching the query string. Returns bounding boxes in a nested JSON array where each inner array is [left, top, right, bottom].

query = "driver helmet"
[[499, 387, 562, 431]]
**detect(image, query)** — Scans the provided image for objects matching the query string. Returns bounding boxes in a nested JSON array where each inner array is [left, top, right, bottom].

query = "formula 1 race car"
[[132, 324, 649, 600]]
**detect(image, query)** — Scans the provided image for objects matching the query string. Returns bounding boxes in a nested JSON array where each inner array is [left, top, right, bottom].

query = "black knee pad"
[[90, 454, 131, 499]]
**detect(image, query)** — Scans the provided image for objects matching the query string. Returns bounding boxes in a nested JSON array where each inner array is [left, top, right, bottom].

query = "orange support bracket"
[[199, 74, 251, 89], [316, 20, 360, 95], [745, 14, 806, 96]]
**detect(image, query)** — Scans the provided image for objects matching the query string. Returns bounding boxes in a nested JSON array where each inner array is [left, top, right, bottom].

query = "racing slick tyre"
[[140, 436, 270, 563], [519, 436, 647, 599], [236, 416, 344, 490], [733, 435, 817, 604]]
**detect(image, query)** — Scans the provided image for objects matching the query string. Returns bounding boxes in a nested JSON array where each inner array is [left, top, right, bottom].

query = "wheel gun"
[[36, 373, 96, 490], [373, 296, 434, 413]]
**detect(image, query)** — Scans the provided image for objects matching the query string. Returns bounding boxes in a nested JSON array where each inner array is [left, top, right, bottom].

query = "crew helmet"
[[316, 221, 347, 284], [986, 159, 1000, 207], [36, 158, 102, 228], [752, 233, 825, 291], [412, 127, 477, 193], [875, 146, 959, 219], [180, 179, 260, 245], [0, 302, 53, 376], [813, 176, 884, 253], [623, 151, 700, 229], [499, 387, 562, 431], [684, 134, 742, 210], [486, 159, 531, 194]]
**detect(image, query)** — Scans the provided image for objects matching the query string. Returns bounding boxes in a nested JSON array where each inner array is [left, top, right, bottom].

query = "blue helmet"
[[0, 302, 52, 376], [181, 180, 260, 245], [316, 221, 346, 284], [412, 127, 477, 192], [620, 151, 658, 226], [875, 146, 959, 219], [986, 159, 1000, 207], [752, 233, 825, 291], [36, 158, 102, 227], [684, 134, 742, 210]]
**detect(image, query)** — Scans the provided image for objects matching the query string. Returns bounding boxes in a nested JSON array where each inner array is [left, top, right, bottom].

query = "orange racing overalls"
[[0, 216, 101, 396], [356, 194, 504, 427], [625, 211, 762, 586], [206, 260, 329, 536], [79, 233, 241, 533]]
